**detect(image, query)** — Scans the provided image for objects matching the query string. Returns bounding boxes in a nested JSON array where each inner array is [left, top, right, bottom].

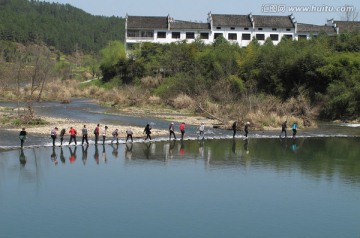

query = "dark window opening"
[[157, 32, 166, 38], [256, 34, 265, 40], [242, 33, 251, 40], [172, 32, 181, 39], [228, 33, 237, 40], [186, 32, 195, 39], [200, 32, 209, 39]]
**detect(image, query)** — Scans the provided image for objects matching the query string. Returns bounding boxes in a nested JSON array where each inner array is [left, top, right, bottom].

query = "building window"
[[127, 30, 137, 37], [214, 33, 223, 39], [270, 34, 279, 41], [244, 27, 249, 30], [228, 33, 237, 40], [186, 32, 195, 39], [242, 33, 251, 40], [256, 34, 265, 40], [298, 35, 307, 40], [258, 28, 263, 31], [272, 28, 277, 31], [172, 32, 181, 39], [216, 26, 221, 29], [284, 34, 293, 39], [140, 31, 154, 38], [157, 32, 166, 38], [286, 28, 291, 31], [200, 32, 209, 39], [230, 27, 235, 30]]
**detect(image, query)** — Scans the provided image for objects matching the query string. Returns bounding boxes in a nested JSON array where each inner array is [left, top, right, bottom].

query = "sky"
[[48, 0, 359, 25]]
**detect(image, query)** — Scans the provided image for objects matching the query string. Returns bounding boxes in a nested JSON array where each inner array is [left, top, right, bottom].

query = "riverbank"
[[0, 102, 221, 138]]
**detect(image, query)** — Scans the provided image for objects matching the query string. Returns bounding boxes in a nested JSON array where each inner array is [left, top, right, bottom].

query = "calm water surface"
[[1, 137, 359, 238]]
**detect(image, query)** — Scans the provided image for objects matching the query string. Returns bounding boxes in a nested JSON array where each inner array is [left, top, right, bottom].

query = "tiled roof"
[[127, 15, 168, 29], [334, 21, 360, 33], [211, 14, 252, 27], [253, 15, 294, 28], [297, 23, 336, 34], [170, 20, 211, 30]]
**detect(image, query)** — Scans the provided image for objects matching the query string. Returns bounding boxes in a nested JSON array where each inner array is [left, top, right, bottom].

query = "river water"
[[0, 99, 360, 238]]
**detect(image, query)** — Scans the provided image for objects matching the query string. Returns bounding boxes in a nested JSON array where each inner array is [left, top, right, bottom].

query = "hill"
[[0, 0, 124, 54]]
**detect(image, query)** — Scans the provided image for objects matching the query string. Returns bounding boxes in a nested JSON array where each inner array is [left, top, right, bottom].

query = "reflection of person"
[[19, 128, 27, 148], [292, 122, 298, 139], [69, 146, 77, 164], [60, 147, 65, 164], [143, 143, 151, 159], [102, 145, 107, 163], [125, 143, 133, 160], [232, 121, 237, 138], [179, 122, 185, 140], [126, 128, 133, 142], [81, 125, 89, 145], [198, 140, 204, 158], [244, 122, 250, 139], [198, 123, 205, 140], [179, 140, 185, 155], [19, 148, 26, 165], [232, 138, 236, 154], [111, 144, 119, 158], [60, 128, 66, 146], [68, 127, 77, 145], [50, 127, 58, 146], [291, 140, 297, 153], [280, 121, 287, 138], [169, 122, 177, 140], [144, 124, 152, 141], [82, 144, 89, 165], [50, 146, 58, 165], [94, 145, 99, 164], [244, 139, 249, 154], [168, 140, 176, 159]]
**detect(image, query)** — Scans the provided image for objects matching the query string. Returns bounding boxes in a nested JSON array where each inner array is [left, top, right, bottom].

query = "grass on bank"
[[0, 78, 316, 130]]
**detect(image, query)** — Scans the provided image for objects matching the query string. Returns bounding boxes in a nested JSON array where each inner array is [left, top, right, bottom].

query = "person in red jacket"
[[179, 122, 185, 140], [68, 127, 77, 146]]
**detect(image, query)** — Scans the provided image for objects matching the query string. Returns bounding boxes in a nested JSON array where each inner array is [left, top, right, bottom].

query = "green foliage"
[[0, 0, 124, 54], [98, 32, 360, 120]]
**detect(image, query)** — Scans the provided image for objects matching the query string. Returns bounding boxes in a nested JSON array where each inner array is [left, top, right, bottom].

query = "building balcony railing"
[[127, 37, 154, 40]]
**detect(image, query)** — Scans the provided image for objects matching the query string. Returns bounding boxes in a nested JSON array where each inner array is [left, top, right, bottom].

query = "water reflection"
[[94, 145, 99, 164], [125, 143, 133, 160], [69, 147, 77, 164], [50, 147, 58, 165], [1, 137, 360, 184], [82, 144, 89, 165], [60, 147, 66, 164], [19, 148, 26, 165]]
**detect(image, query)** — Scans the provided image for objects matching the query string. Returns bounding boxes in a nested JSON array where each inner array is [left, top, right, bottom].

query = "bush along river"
[[0, 99, 360, 238]]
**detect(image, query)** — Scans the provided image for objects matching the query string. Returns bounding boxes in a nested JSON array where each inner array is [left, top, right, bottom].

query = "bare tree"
[[340, 5, 359, 21]]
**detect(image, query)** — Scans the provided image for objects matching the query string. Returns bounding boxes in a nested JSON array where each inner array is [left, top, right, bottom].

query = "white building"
[[125, 13, 359, 50]]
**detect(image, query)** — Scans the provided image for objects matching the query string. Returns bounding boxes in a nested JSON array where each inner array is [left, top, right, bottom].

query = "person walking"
[[169, 122, 177, 140], [81, 125, 89, 145], [19, 128, 27, 148], [232, 121, 237, 138], [50, 127, 58, 146], [60, 128, 66, 146], [111, 128, 119, 144], [126, 128, 133, 143], [198, 123, 205, 140], [68, 127, 77, 146], [102, 126, 108, 144], [280, 120, 287, 138], [94, 124, 100, 145], [179, 122, 185, 140], [244, 122, 250, 139], [292, 122, 298, 139], [144, 123, 152, 141]]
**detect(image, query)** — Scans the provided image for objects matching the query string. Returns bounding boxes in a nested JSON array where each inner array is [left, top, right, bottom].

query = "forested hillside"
[[0, 0, 124, 54]]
